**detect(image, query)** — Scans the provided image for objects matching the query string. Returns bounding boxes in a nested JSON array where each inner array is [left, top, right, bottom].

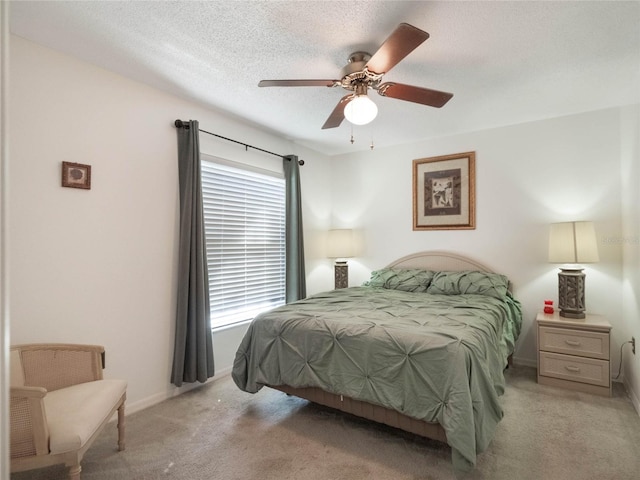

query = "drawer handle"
[[564, 365, 581, 373], [565, 340, 581, 347]]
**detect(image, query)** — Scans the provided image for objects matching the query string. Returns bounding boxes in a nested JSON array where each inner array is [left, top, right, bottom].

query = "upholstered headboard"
[[386, 250, 514, 291], [386, 250, 494, 273]]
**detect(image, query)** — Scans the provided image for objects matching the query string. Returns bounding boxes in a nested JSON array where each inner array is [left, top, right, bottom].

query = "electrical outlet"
[[633, 337, 636, 355]]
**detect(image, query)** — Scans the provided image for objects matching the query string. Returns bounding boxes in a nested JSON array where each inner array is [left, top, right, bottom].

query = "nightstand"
[[536, 311, 611, 397]]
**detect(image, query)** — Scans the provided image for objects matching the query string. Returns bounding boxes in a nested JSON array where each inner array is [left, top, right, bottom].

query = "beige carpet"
[[11, 366, 640, 480]]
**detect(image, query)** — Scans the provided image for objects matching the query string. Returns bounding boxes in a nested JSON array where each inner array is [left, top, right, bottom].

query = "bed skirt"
[[268, 384, 448, 444]]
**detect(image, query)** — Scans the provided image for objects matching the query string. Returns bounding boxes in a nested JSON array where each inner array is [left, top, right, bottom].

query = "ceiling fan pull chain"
[[350, 125, 355, 144]]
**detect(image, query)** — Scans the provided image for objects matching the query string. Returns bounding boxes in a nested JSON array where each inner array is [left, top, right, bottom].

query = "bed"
[[232, 251, 522, 471]]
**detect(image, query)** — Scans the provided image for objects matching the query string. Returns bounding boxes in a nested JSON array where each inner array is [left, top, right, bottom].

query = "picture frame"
[[413, 151, 475, 230], [62, 161, 91, 190]]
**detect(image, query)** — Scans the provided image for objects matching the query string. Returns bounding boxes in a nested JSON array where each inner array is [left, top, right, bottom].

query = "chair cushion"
[[43, 379, 127, 454]]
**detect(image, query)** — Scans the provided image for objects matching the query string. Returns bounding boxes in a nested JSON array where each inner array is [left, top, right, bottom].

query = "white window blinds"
[[201, 159, 286, 329]]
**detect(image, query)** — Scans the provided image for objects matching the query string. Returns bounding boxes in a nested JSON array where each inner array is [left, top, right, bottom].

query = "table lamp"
[[327, 229, 354, 289], [548, 221, 599, 319]]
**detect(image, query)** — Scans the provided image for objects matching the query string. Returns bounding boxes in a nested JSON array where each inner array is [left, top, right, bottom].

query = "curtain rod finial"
[[174, 119, 188, 129]]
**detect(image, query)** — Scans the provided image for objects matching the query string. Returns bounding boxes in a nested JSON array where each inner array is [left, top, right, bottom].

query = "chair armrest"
[[10, 387, 49, 457], [11, 386, 46, 398], [14, 343, 106, 391]]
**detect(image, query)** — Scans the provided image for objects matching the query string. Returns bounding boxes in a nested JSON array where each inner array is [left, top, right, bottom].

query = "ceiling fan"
[[258, 23, 453, 129]]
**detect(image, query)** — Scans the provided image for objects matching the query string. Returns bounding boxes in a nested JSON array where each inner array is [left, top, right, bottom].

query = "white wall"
[[8, 35, 332, 411], [620, 104, 640, 411], [330, 108, 630, 369], [1, 4, 11, 478], [8, 34, 639, 418]]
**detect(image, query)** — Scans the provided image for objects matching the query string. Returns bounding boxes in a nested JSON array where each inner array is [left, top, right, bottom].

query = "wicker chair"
[[10, 343, 127, 480]]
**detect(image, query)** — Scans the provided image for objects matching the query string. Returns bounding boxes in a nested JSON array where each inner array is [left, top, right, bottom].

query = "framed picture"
[[413, 151, 475, 230], [62, 162, 91, 190]]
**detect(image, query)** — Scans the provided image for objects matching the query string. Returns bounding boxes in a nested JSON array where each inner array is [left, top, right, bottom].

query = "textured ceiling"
[[9, 1, 640, 155]]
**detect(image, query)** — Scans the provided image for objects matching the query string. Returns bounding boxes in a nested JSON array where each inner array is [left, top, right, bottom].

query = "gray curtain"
[[171, 120, 215, 386], [283, 155, 306, 302]]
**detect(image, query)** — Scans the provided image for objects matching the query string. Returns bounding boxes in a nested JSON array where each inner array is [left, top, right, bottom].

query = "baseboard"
[[512, 356, 537, 368], [112, 361, 640, 420], [214, 365, 233, 379], [624, 376, 640, 417], [123, 366, 233, 416]]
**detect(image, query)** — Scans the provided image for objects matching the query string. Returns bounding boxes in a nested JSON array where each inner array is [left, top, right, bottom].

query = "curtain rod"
[[174, 119, 304, 166]]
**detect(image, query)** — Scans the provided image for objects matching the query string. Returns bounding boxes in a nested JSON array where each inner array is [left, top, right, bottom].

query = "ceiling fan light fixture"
[[344, 95, 378, 125]]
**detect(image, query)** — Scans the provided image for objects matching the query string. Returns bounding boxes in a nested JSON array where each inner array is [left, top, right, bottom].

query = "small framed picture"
[[413, 151, 475, 230], [62, 162, 91, 190]]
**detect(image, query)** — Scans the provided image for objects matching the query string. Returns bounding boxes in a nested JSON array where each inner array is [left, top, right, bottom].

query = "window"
[[201, 157, 286, 330]]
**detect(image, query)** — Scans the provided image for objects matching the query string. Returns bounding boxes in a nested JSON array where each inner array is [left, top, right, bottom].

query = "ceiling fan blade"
[[377, 82, 453, 108], [365, 23, 430, 75], [322, 95, 353, 129], [259, 79, 338, 87]]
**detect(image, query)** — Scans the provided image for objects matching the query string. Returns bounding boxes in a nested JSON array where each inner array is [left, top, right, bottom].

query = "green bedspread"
[[232, 286, 522, 471]]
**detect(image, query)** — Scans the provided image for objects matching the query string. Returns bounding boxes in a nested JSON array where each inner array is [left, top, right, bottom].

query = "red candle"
[[544, 300, 554, 314]]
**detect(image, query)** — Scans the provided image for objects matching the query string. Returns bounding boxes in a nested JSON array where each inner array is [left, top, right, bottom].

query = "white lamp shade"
[[548, 221, 599, 264], [344, 95, 378, 125], [327, 229, 354, 258]]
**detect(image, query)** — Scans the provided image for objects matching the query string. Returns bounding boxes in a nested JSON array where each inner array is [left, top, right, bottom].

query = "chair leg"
[[68, 464, 81, 480], [117, 402, 126, 451]]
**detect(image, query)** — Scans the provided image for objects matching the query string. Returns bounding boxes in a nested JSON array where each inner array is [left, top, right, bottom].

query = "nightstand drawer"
[[538, 326, 609, 360], [539, 351, 610, 387]]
